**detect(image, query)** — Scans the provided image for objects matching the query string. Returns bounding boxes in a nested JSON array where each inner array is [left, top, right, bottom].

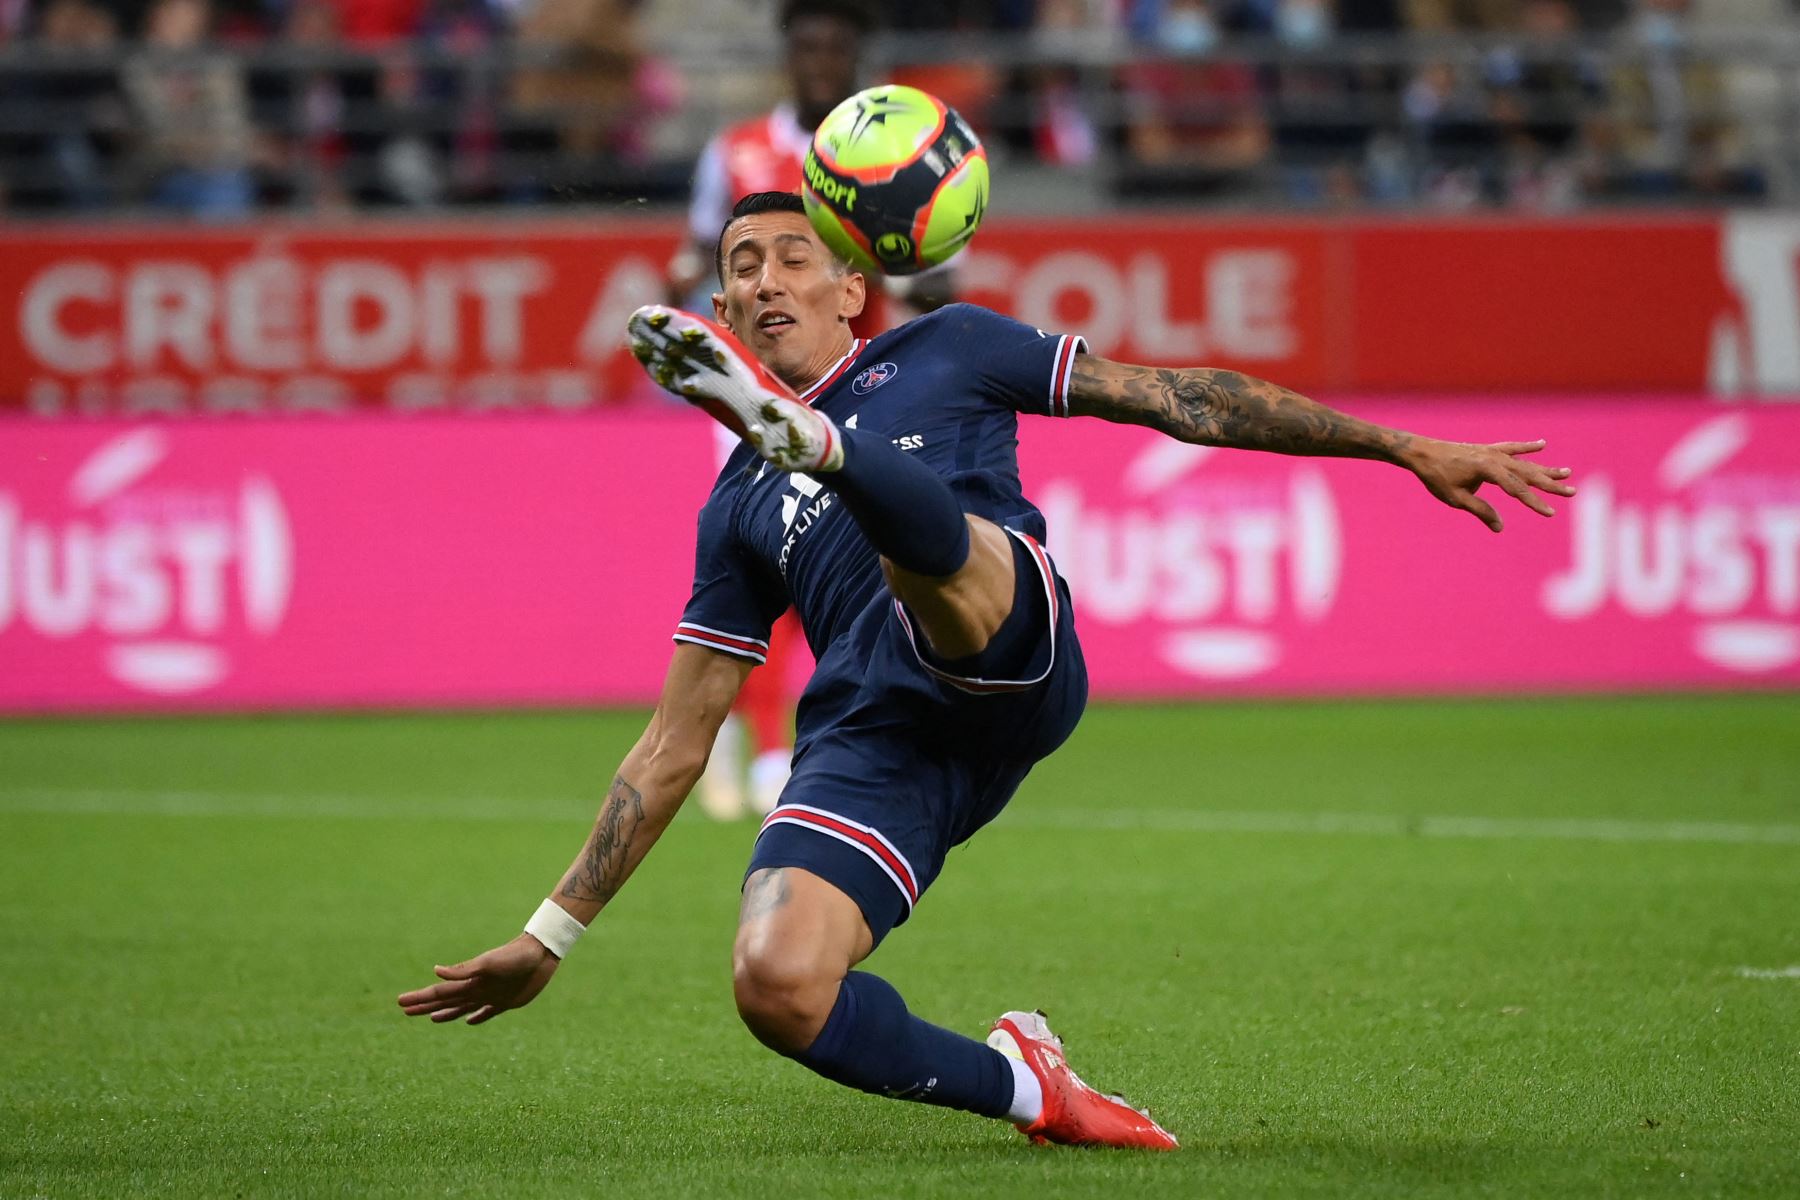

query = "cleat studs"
[[653, 366, 675, 388], [760, 402, 782, 421], [630, 340, 654, 363], [646, 311, 670, 330], [680, 328, 706, 345]]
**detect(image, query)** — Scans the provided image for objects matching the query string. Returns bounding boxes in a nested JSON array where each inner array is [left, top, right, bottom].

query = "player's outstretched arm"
[[1066, 354, 1575, 532], [397, 644, 752, 1026]]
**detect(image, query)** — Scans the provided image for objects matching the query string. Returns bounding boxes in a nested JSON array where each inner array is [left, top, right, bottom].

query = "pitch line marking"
[[1003, 808, 1800, 846], [0, 787, 592, 824], [2, 787, 1799, 848], [1734, 966, 1800, 980]]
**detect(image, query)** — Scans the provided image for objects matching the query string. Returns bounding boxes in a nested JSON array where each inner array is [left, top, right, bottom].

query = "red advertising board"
[[1347, 218, 1737, 392], [954, 216, 1333, 389], [3, 401, 1796, 715], [3, 213, 1797, 416], [0, 220, 678, 419]]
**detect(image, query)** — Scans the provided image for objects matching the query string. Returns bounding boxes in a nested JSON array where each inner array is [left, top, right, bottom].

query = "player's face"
[[786, 14, 860, 125], [714, 211, 865, 387]]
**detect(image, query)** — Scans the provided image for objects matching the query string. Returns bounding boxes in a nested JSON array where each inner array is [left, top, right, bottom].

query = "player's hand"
[[1403, 438, 1575, 532], [397, 934, 560, 1026]]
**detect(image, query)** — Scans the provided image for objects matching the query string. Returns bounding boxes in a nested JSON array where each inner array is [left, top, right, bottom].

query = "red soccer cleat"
[[626, 305, 842, 473], [986, 1010, 1179, 1151]]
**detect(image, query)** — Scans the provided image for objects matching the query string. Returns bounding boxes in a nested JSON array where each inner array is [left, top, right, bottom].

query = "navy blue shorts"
[[745, 529, 1087, 945]]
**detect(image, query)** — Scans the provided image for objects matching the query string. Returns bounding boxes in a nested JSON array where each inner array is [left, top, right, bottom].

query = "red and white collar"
[[797, 338, 867, 404]]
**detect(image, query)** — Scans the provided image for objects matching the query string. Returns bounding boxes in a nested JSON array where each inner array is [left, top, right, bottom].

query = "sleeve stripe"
[[1049, 334, 1086, 418], [673, 622, 770, 662], [673, 631, 769, 663], [675, 622, 769, 650]]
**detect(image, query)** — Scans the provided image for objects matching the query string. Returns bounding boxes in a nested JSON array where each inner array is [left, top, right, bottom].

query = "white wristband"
[[524, 898, 586, 959]]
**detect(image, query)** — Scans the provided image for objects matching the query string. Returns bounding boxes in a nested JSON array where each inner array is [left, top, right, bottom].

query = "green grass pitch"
[[4, 694, 1798, 1198]]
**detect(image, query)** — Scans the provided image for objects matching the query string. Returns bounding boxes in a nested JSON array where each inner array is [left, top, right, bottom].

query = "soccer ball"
[[802, 85, 989, 277]]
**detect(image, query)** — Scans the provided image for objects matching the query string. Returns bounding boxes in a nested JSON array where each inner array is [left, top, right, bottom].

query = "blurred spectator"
[[1403, 0, 1514, 30], [1258, 0, 1385, 204], [212, 0, 282, 40], [1403, 60, 1505, 205], [1595, 0, 1763, 197], [1694, 0, 1795, 196], [1486, 0, 1606, 208], [882, 0, 1034, 29], [327, 0, 426, 45], [975, 0, 1102, 166], [1569, 0, 1632, 30], [1117, 0, 1271, 196], [122, 0, 259, 217], [1, 0, 31, 41], [412, 0, 513, 203], [1398, 0, 1514, 207], [0, 0, 1792, 217], [249, 0, 356, 206], [2, 0, 129, 210], [504, 0, 644, 199]]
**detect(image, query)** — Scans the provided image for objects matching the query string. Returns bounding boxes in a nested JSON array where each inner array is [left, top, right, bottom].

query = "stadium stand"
[[0, 0, 1794, 212]]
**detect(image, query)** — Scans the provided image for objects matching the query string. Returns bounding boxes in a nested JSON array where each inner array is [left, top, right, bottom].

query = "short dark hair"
[[715, 191, 847, 285], [778, 0, 874, 34]]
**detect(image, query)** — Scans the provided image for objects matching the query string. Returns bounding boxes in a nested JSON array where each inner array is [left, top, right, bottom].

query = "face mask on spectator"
[[1160, 9, 1219, 54], [1276, 0, 1332, 47]]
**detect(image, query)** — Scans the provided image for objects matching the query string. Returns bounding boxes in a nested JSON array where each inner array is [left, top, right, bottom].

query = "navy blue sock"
[[822, 428, 971, 578], [794, 971, 1014, 1117]]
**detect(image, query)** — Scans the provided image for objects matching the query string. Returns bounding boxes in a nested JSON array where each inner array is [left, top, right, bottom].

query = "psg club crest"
[[853, 362, 899, 394]]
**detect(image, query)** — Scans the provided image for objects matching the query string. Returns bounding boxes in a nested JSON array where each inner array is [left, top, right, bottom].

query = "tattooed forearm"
[[560, 774, 646, 905], [1068, 358, 1416, 463]]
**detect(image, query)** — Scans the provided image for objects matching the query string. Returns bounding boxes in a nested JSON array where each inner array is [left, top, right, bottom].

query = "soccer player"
[[399, 192, 1576, 1149], [668, 0, 942, 821]]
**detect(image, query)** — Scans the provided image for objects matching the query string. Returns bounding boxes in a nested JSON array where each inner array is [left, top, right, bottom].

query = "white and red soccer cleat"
[[626, 305, 842, 473], [987, 1010, 1179, 1151]]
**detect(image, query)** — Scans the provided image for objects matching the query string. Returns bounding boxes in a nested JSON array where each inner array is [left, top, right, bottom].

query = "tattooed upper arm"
[[1065, 353, 1413, 462], [1066, 355, 1235, 441]]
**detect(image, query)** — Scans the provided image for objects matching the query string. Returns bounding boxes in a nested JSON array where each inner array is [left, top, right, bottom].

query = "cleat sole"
[[625, 304, 839, 472]]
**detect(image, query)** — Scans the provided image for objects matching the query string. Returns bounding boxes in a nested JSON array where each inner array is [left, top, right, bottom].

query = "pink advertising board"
[[1018, 402, 1800, 695], [2, 401, 1796, 713], [0, 414, 717, 712]]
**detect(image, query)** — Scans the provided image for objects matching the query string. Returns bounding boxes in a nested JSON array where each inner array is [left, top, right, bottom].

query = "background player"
[[667, 0, 950, 820], [400, 193, 1575, 1149]]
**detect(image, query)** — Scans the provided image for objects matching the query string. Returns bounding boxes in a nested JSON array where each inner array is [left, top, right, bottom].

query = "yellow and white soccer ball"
[[801, 85, 989, 276]]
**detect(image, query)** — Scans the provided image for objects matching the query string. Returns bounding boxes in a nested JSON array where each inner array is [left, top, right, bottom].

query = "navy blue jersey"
[[673, 303, 1085, 743]]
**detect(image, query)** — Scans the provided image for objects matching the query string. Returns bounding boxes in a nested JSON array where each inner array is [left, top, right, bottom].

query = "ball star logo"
[[844, 90, 914, 146], [963, 181, 987, 236]]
